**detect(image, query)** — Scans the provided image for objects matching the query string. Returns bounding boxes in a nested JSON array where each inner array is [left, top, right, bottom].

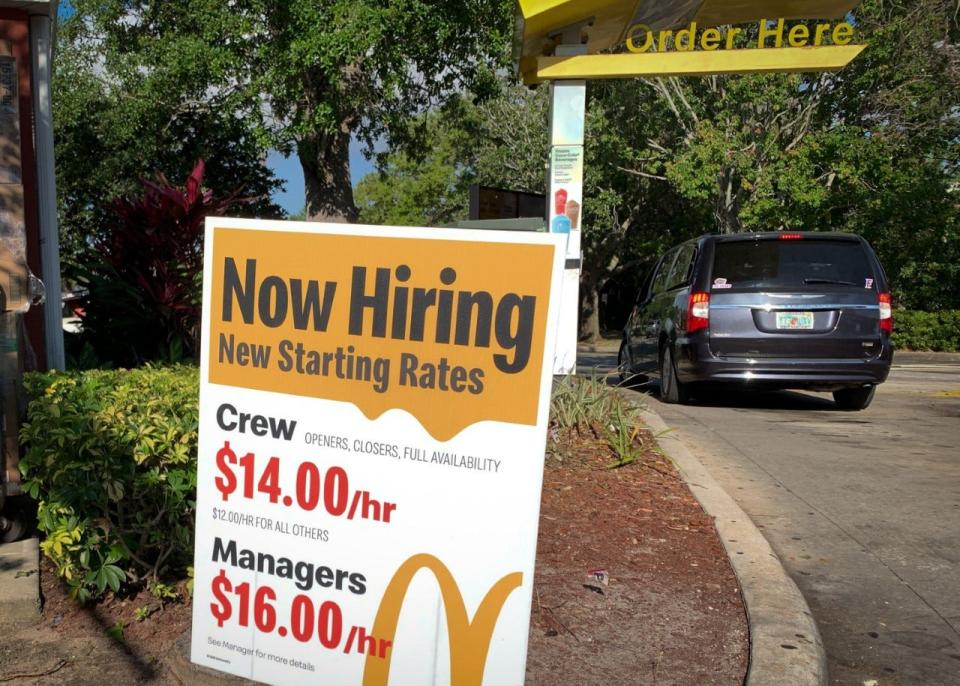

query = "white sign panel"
[[191, 218, 565, 685], [548, 80, 586, 375]]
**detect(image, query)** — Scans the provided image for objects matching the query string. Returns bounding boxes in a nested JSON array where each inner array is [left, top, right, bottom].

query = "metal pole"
[[30, 13, 65, 371], [547, 40, 587, 375]]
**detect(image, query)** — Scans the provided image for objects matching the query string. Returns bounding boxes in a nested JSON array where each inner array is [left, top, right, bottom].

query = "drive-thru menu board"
[[191, 218, 565, 685]]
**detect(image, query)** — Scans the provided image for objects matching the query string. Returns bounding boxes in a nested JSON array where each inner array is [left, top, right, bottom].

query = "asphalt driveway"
[[581, 349, 960, 686]]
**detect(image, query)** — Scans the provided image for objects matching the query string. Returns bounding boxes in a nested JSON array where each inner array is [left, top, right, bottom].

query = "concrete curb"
[[639, 408, 828, 686], [0, 537, 41, 631], [892, 351, 960, 365], [577, 339, 620, 354]]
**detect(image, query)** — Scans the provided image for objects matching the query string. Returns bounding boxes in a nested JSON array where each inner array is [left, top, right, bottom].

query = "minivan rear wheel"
[[833, 385, 876, 411], [617, 341, 631, 384], [0, 498, 29, 543], [660, 346, 689, 404], [0, 515, 25, 543]]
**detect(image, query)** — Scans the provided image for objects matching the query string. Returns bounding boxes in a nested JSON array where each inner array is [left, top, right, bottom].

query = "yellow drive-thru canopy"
[[517, 0, 860, 58], [516, 0, 864, 82]]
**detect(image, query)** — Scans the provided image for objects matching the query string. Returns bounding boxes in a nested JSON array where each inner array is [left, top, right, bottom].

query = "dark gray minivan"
[[619, 232, 893, 410]]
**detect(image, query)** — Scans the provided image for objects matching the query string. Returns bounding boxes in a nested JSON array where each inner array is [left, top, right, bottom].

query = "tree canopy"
[[54, 0, 515, 287], [54, 1, 284, 272], [356, 0, 960, 337], [54, 0, 959, 339], [250, 0, 513, 220], [57, 0, 513, 221], [356, 87, 548, 227]]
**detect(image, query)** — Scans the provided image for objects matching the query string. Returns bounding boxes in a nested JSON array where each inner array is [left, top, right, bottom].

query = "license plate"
[[776, 311, 815, 330]]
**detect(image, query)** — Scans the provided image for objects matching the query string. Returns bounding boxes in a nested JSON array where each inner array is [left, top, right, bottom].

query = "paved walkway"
[[584, 346, 960, 685]]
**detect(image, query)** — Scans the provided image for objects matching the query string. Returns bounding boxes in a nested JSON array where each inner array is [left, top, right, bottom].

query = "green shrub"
[[549, 375, 646, 467], [890, 310, 960, 352], [550, 374, 619, 433], [77, 160, 246, 367], [20, 365, 199, 602]]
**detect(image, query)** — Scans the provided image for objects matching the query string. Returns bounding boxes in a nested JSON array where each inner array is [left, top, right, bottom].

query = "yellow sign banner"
[[521, 17, 865, 83], [515, 0, 861, 61], [208, 227, 556, 441], [523, 45, 866, 83], [625, 18, 856, 53]]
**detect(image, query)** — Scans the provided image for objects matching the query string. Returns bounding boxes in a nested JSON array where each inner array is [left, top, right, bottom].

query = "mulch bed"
[[525, 425, 748, 685], [25, 422, 748, 685]]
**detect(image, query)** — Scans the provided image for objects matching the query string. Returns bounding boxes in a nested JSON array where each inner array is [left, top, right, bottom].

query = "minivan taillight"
[[879, 292, 893, 333], [687, 292, 710, 333]]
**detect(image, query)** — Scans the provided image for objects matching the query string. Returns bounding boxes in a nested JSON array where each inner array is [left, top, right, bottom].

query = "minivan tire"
[[617, 341, 631, 384], [0, 515, 24, 543], [660, 346, 689, 404], [833, 385, 876, 411]]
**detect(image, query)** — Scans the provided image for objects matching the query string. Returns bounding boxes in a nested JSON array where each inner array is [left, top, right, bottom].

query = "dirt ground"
[[0, 561, 191, 685], [0, 426, 748, 686], [526, 426, 748, 685]]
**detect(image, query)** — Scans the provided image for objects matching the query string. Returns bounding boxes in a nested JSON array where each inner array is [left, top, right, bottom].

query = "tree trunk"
[[716, 166, 742, 233], [298, 123, 358, 222], [580, 274, 602, 343]]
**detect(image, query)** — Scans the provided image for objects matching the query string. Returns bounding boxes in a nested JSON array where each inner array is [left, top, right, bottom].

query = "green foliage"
[[890, 311, 960, 352], [254, 0, 513, 219], [549, 376, 647, 467], [604, 402, 646, 469], [356, 85, 549, 227], [106, 621, 126, 642], [77, 161, 244, 367], [54, 3, 283, 273], [60, 0, 514, 222], [19, 366, 199, 602], [550, 375, 618, 433], [833, 0, 960, 151], [148, 580, 179, 602], [360, 1, 960, 334], [356, 114, 470, 226]]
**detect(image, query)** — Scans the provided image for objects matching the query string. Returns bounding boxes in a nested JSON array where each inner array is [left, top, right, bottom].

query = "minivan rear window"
[[711, 239, 874, 290]]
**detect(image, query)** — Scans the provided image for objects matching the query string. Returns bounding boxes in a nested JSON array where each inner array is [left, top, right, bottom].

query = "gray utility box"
[[446, 218, 547, 232]]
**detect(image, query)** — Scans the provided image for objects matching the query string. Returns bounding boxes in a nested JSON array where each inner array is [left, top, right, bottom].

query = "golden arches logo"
[[362, 554, 523, 686]]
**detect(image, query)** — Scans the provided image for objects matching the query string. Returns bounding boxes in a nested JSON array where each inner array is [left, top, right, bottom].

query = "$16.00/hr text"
[[209, 569, 392, 660]]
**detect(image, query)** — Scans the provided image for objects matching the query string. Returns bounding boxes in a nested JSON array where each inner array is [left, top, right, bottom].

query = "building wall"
[[0, 8, 45, 369]]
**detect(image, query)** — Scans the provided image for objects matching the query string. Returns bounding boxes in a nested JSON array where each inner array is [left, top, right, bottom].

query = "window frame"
[[666, 244, 697, 291], [650, 248, 680, 297]]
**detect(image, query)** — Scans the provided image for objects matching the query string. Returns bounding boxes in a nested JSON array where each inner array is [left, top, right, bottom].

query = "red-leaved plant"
[[79, 160, 247, 366]]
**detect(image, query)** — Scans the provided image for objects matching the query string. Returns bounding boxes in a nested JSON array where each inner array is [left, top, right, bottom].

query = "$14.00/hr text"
[[214, 441, 397, 523]]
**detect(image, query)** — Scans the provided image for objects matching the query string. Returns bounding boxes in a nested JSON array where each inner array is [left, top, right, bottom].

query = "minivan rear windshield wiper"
[[803, 278, 858, 286]]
